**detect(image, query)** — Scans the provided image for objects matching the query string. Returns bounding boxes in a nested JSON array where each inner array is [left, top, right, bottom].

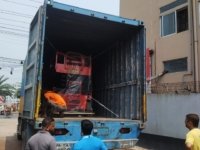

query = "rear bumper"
[[56, 138, 138, 150], [104, 138, 138, 149]]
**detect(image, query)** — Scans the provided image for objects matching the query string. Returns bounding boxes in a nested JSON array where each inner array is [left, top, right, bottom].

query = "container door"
[[22, 6, 46, 119]]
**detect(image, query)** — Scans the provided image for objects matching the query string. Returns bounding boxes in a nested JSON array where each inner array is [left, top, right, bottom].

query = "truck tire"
[[17, 117, 22, 140], [21, 120, 30, 150], [21, 120, 35, 150], [17, 133, 22, 140], [21, 133, 26, 149], [21, 126, 27, 150]]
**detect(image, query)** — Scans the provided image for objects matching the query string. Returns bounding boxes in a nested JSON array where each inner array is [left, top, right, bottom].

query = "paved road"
[[0, 113, 22, 150], [136, 133, 185, 150]]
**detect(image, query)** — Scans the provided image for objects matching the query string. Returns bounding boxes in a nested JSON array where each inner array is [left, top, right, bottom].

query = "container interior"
[[39, 5, 144, 119]]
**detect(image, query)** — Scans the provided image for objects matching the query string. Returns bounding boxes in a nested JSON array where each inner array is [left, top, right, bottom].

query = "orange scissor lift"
[[55, 52, 92, 112]]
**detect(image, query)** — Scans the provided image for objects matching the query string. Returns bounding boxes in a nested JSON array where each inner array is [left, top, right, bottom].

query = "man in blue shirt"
[[73, 119, 107, 150]]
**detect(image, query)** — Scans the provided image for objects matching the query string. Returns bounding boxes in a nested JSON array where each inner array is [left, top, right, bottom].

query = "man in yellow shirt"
[[185, 113, 200, 150]]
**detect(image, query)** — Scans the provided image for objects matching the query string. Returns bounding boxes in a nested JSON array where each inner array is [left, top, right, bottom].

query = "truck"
[[17, 0, 146, 149]]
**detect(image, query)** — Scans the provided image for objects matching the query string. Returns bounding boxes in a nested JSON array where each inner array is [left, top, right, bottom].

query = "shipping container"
[[17, 1, 146, 149]]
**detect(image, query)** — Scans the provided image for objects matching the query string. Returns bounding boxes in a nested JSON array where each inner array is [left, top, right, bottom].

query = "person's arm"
[[185, 142, 193, 150], [72, 144, 76, 150], [49, 139, 57, 150], [185, 133, 194, 150], [100, 141, 107, 150], [24, 141, 31, 150]]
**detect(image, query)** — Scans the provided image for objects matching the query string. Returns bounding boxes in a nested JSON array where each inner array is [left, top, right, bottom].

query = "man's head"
[[41, 117, 55, 133], [81, 119, 93, 136], [185, 113, 199, 130]]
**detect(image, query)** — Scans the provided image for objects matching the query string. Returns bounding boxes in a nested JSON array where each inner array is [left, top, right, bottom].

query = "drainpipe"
[[190, 0, 199, 92]]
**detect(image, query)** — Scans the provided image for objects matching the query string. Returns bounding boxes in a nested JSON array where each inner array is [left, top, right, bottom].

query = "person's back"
[[25, 117, 56, 150], [26, 130, 56, 150], [186, 128, 200, 150], [73, 135, 106, 150], [73, 119, 107, 150]]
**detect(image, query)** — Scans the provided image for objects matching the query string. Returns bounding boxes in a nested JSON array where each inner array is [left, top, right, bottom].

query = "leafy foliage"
[[14, 88, 21, 98], [0, 75, 16, 97]]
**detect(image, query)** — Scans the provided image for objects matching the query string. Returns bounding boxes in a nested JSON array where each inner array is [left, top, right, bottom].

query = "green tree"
[[14, 88, 21, 98], [0, 75, 16, 98]]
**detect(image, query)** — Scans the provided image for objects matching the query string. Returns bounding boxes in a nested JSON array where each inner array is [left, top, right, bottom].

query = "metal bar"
[[91, 97, 119, 118]]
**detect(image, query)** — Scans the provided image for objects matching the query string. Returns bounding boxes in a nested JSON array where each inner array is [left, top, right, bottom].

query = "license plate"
[[56, 143, 71, 150]]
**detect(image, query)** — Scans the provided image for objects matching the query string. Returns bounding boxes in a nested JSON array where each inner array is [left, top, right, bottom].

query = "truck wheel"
[[21, 121, 35, 150], [17, 117, 22, 140], [21, 129, 27, 150], [21, 121, 29, 150], [17, 133, 22, 140]]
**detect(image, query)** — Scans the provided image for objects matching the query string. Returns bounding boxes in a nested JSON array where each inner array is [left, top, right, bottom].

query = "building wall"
[[144, 94, 200, 139], [120, 0, 200, 139], [120, 0, 200, 93]]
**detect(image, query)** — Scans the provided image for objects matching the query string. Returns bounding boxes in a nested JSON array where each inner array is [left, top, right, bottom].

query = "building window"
[[163, 57, 187, 73], [161, 7, 188, 36], [177, 8, 188, 33], [162, 12, 176, 36]]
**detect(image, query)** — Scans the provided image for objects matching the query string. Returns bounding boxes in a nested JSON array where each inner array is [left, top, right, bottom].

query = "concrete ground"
[[0, 113, 22, 150]]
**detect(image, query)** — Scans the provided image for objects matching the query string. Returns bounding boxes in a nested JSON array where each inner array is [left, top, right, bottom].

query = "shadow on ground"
[[5, 135, 21, 150], [136, 133, 185, 150]]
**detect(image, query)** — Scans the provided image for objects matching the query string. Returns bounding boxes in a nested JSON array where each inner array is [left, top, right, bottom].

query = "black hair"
[[41, 117, 55, 128], [81, 119, 93, 135], [186, 113, 199, 127]]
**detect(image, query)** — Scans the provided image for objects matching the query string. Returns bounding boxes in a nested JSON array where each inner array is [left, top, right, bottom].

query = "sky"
[[0, 0, 119, 85]]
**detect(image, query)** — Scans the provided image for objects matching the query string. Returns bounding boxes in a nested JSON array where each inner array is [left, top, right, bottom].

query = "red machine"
[[55, 52, 91, 76], [55, 52, 92, 111]]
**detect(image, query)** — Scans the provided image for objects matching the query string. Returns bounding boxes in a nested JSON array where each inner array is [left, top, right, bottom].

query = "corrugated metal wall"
[[93, 31, 145, 120], [23, 9, 43, 118], [143, 94, 200, 139]]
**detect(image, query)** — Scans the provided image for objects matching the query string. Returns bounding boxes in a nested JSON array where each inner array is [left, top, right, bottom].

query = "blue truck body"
[[17, 0, 146, 149]]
